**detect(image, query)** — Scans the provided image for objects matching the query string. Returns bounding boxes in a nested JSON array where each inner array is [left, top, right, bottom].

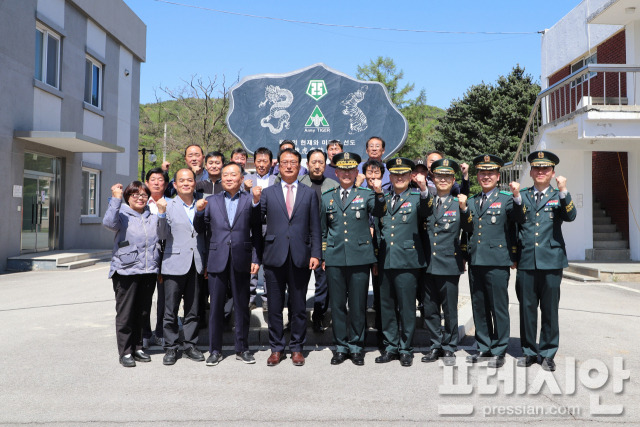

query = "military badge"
[[445, 222, 450, 230], [489, 202, 501, 209], [402, 215, 407, 222], [484, 155, 490, 162], [443, 159, 449, 166], [344, 153, 350, 160], [396, 158, 402, 165], [356, 211, 361, 219], [538, 151, 544, 158], [428, 198, 433, 208], [491, 216, 496, 224]]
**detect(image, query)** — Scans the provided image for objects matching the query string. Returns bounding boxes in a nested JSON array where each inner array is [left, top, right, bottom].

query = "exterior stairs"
[[585, 201, 630, 261]]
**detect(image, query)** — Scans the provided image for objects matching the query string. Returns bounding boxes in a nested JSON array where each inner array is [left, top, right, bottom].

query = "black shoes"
[[442, 350, 456, 366], [331, 352, 349, 365], [375, 352, 399, 364], [163, 348, 177, 366], [421, 348, 443, 363], [541, 357, 556, 372], [488, 355, 505, 368], [184, 347, 205, 362], [351, 353, 365, 366], [206, 352, 223, 366], [120, 354, 136, 367], [312, 318, 326, 333], [517, 355, 538, 368], [400, 353, 413, 367], [133, 350, 151, 362], [236, 351, 256, 364], [466, 351, 492, 363]]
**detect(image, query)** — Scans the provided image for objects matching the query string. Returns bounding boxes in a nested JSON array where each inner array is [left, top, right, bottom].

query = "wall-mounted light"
[[124, 68, 130, 76]]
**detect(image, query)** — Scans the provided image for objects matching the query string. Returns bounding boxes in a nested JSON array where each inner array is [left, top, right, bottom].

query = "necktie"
[[536, 192, 542, 206], [436, 197, 442, 214], [286, 184, 294, 218], [342, 189, 349, 206], [392, 194, 400, 209], [480, 194, 487, 210]]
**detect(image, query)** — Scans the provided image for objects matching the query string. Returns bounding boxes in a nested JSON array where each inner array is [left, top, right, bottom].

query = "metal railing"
[[501, 64, 640, 187]]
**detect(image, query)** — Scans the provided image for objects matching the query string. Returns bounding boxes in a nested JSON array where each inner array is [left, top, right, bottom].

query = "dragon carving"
[[341, 85, 368, 135], [259, 85, 293, 134]]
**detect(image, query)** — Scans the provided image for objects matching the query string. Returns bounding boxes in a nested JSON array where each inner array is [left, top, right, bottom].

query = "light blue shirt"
[[224, 190, 241, 227], [181, 198, 196, 225]]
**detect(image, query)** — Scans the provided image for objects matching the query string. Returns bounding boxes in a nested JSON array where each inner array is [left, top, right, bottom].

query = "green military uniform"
[[423, 159, 472, 360], [465, 155, 526, 364], [376, 158, 429, 363], [321, 152, 386, 358], [516, 151, 576, 367]]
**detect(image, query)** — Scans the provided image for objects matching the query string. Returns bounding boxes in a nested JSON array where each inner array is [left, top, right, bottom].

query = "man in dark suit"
[[260, 148, 321, 366], [156, 169, 207, 365], [515, 151, 576, 372], [464, 154, 526, 368], [194, 162, 263, 366]]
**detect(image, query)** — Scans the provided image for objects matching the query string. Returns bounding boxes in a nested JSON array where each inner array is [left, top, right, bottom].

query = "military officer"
[[464, 154, 526, 368], [374, 158, 429, 367], [421, 159, 472, 366], [515, 151, 576, 371], [321, 152, 386, 366]]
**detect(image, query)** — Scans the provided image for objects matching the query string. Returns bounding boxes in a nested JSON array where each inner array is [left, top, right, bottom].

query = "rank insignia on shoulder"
[[566, 201, 575, 212], [322, 242, 327, 250], [467, 215, 472, 223], [428, 198, 433, 208], [522, 205, 527, 213], [499, 191, 513, 196]]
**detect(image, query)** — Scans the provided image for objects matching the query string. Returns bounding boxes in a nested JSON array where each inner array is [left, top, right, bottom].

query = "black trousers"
[[141, 275, 165, 339], [163, 260, 201, 350], [112, 273, 156, 357], [312, 265, 329, 322]]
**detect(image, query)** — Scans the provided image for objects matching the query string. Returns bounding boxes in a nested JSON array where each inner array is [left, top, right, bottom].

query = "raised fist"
[[355, 173, 366, 187], [415, 174, 427, 191], [460, 163, 469, 179], [111, 183, 123, 199], [370, 178, 383, 194], [458, 193, 467, 210], [156, 197, 167, 214], [244, 179, 253, 191], [161, 161, 171, 172], [196, 198, 208, 212], [509, 181, 520, 198], [555, 176, 567, 192], [252, 186, 262, 204]]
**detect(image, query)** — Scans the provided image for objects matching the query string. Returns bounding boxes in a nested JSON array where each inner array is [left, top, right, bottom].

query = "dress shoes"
[[184, 346, 205, 362], [163, 348, 177, 366], [206, 352, 223, 366], [442, 350, 456, 366], [351, 352, 365, 366], [331, 352, 349, 365], [421, 348, 443, 363], [312, 318, 326, 333], [236, 351, 256, 364], [291, 351, 305, 366], [466, 351, 492, 363], [120, 354, 136, 368], [375, 352, 399, 364], [517, 355, 538, 368], [541, 357, 556, 372], [488, 355, 505, 368], [267, 351, 283, 366], [400, 353, 413, 367], [133, 349, 151, 362]]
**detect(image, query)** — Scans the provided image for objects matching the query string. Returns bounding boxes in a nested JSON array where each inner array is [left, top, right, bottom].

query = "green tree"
[[356, 56, 414, 109], [434, 65, 540, 164]]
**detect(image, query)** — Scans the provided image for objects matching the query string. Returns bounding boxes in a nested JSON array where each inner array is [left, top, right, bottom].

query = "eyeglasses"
[[130, 193, 149, 200]]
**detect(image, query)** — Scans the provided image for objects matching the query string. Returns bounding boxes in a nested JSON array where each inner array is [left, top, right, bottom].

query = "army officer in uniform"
[[321, 152, 386, 366], [464, 154, 526, 368], [515, 151, 576, 371], [374, 158, 430, 367], [421, 159, 472, 366]]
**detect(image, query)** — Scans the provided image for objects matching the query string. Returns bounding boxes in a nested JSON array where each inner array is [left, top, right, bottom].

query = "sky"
[[123, 0, 580, 110]]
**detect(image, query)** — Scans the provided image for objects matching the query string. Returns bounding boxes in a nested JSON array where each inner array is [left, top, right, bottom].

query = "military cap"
[[473, 154, 504, 171], [527, 150, 559, 167], [333, 152, 361, 169], [430, 158, 460, 175], [386, 157, 415, 174]]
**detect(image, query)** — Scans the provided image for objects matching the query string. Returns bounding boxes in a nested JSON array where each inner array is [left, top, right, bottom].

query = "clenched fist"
[[555, 176, 567, 192], [460, 163, 469, 180], [509, 181, 520, 198], [196, 198, 208, 212], [370, 178, 383, 194], [458, 193, 467, 210], [415, 174, 427, 192], [252, 186, 262, 204], [244, 179, 253, 191], [111, 183, 123, 199], [355, 173, 366, 187], [156, 197, 167, 214], [161, 161, 171, 172]]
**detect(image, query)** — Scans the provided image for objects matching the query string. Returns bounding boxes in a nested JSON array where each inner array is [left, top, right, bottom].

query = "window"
[[81, 168, 100, 216], [35, 24, 61, 89], [84, 56, 102, 108], [570, 52, 597, 87]]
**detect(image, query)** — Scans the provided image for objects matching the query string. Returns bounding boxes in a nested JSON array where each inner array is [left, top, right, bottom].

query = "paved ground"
[[0, 263, 638, 425]]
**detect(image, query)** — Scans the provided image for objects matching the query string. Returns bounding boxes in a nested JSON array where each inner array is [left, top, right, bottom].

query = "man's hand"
[[203, 267, 208, 280], [244, 179, 253, 191], [510, 262, 518, 270], [555, 176, 567, 192], [415, 174, 427, 192], [458, 193, 467, 210], [371, 178, 383, 194], [111, 183, 123, 199], [355, 173, 366, 187], [191, 165, 202, 176], [322, 261, 326, 271], [196, 198, 208, 212], [252, 186, 262, 204], [250, 263, 259, 275], [460, 163, 469, 180], [156, 197, 167, 214], [509, 181, 520, 198], [161, 161, 171, 172], [309, 257, 320, 270], [372, 263, 378, 276]]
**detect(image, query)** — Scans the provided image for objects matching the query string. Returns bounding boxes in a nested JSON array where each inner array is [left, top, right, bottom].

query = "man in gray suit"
[[245, 147, 277, 310], [157, 169, 207, 365]]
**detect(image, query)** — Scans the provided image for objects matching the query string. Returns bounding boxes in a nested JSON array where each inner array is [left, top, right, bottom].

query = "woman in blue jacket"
[[103, 181, 162, 367]]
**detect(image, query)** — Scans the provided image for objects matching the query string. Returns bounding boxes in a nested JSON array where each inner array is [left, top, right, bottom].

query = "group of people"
[[104, 136, 576, 372]]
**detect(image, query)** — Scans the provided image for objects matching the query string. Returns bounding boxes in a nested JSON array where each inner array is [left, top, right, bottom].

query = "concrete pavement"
[[0, 262, 638, 424]]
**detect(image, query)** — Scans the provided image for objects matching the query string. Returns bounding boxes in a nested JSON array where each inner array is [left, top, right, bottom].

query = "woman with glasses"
[[103, 181, 164, 367]]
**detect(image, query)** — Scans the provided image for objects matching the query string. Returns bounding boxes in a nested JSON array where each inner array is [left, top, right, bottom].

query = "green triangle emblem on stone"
[[305, 105, 329, 127]]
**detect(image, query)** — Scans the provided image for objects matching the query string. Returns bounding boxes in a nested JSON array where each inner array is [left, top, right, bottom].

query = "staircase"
[[586, 201, 630, 261]]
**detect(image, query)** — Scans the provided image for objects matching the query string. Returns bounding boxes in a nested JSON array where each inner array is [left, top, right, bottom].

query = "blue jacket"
[[103, 197, 161, 278]]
